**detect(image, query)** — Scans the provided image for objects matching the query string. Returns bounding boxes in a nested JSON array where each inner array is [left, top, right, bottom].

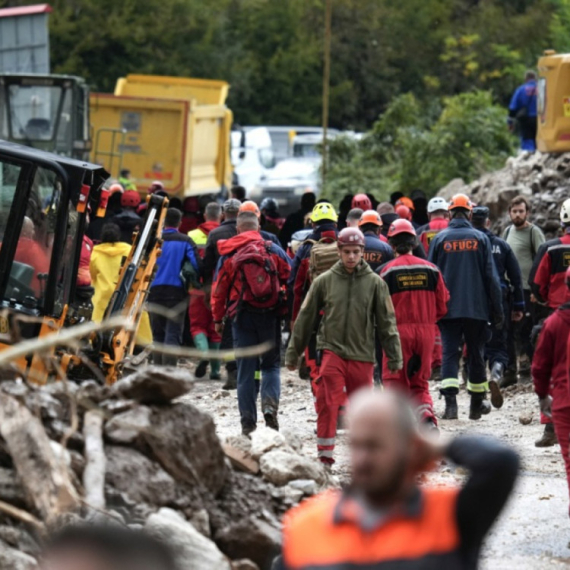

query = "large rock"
[[145, 508, 231, 570], [215, 517, 281, 570], [105, 445, 178, 506], [0, 467, 27, 507], [143, 403, 228, 495], [260, 449, 326, 487], [113, 367, 193, 404], [105, 406, 152, 443], [0, 541, 37, 570], [250, 427, 288, 460]]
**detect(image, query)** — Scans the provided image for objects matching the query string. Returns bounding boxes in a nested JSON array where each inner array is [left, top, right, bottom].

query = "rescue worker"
[[351, 193, 372, 211], [377, 202, 398, 238], [285, 227, 402, 465], [279, 192, 316, 250], [14, 216, 50, 297], [429, 194, 503, 420], [358, 210, 392, 270], [508, 70, 538, 152], [148, 180, 165, 195], [238, 201, 282, 247], [379, 220, 450, 430], [118, 169, 137, 191], [148, 208, 200, 366], [188, 203, 223, 380], [346, 208, 364, 228], [277, 390, 519, 570], [111, 190, 142, 245], [211, 211, 291, 435], [90, 223, 152, 345], [417, 197, 449, 253], [179, 197, 203, 234], [230, 185, 247, 202], [532, 267, 570, 513], [260, 197, 285, 236], [471, 206, 524, 392], [396, 204, 413, 222]]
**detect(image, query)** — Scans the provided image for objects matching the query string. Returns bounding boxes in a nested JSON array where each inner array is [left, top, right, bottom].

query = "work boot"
[[535, 423, 558, 448], [489, 363, 504, 409], [430, 366, 442, 382], [469, 395, 491, 420], [264, 411, 279, 431], [223, 369, 237, 390], [242, 424, 256, 437], [519, 355, 531, 379], [499, 367, 518, 389], [441, 395, 458, 420], [192, 333, 209, 379], [210, 342, 221, 380]]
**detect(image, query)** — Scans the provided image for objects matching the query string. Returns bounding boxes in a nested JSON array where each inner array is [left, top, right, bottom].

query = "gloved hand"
[[539, 395, 553, 419]]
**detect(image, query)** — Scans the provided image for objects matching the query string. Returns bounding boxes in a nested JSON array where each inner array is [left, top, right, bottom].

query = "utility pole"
[[321, 0, 332, 191]]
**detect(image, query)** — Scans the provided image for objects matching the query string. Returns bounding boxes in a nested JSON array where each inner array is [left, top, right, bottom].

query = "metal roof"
[[0, 4, 52, 19]]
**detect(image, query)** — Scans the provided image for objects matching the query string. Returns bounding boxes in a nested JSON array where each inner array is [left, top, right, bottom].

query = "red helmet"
[[121, 190, 141, 208], [337, 227, 365, 247], [566, 267, 570, 288], [388, 219, 416, 238], [148, 180, 165, 194], [395, 205, 412, 221], [352, 193, 372, 211], [239, 200, 261, 218]]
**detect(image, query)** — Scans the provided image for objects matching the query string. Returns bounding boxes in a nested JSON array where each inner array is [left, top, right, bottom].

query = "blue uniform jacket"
[[428, 219, 503, 321], [509, 80, 537, 118], [481, 228, 525, 311], [363, 232, 394, 272]]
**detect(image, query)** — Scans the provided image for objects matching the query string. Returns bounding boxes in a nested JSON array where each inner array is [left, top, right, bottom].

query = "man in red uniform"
[[379, 220, 449, 429], [417, 197, 449, 253], [532, 266, 570, 513]]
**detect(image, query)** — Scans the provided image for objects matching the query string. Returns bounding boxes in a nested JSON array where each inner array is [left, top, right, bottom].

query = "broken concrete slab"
[[260, 449, 327, 487], [104, 406, 151, 444], [250, 427, 288, 460]]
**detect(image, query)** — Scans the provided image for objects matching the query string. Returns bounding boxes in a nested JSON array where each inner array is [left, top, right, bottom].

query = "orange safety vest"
[[282, 488, 462, 569]]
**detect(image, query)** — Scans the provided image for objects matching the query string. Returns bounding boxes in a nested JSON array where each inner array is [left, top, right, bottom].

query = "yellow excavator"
[[0, 139, 167, 384]]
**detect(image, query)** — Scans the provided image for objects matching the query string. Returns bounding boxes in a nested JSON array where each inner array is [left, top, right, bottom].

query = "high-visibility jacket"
[[188, 221, 220, 258]]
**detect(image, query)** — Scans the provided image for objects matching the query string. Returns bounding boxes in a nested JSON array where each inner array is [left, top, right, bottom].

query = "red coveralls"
[[532, 305, 570, 512], [379, 253, 449, 423], [188, 221, 221, 342], [418, 218, 448, 370]]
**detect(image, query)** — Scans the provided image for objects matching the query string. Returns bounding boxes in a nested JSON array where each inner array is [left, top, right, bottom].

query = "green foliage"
[[322, 91, 516, 202]]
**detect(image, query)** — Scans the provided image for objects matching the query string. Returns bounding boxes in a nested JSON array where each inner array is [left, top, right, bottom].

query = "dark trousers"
[[220, 319, 237, 373], [440, 318, 488, 396], [511, 290, 552, 363], [232, 310, 281, 430], [150, 297, 188, 366], [486, 293, 511, 371]]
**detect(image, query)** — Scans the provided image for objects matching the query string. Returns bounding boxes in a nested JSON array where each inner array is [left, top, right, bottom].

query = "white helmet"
[[561, 199, 570, 224], [427, 197, 449, 214]]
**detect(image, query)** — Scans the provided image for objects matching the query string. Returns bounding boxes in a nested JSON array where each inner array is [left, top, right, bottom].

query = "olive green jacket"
[[285, 260, 403, 369]]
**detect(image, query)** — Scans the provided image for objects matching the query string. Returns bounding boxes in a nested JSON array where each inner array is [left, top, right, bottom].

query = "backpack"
[[307, 237, 338, 282], [230, 241, 281, 314]]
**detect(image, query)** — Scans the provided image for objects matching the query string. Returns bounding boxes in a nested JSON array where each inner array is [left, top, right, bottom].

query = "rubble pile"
[[0, 367, 330, 570], [438, 151, 570, 236]]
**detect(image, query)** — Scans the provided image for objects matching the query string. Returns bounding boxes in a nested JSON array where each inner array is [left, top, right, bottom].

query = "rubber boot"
[[209, 342, 221, 380], [489, 362, 504, 409], [193, 333, 209, 379], [469, 394, 491, 420], [442, 395, 458, 420], [223, 368, 237, 390], [535, 423, 558, 448]]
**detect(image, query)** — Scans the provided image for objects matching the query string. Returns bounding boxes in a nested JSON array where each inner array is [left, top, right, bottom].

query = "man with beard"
[[277, 390, 519, 570]]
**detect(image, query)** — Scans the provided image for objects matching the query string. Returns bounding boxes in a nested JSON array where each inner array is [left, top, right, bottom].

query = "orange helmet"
[[239, 200, 260, 218], [448, 193, 473, 211], [352, 193, 372, 211], [109, 183, 124, 195], [388, 219, 416, 238], [395, 197, 415, 211], [395, 205, 412, 221], [358, 210, 382, 228]]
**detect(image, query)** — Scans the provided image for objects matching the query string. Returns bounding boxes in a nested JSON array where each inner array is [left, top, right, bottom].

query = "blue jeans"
[[232, 310, 281, 430], [149, 297, 187, 366]]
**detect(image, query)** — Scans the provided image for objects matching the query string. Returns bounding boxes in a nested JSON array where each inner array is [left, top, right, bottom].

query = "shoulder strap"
[[529, 224, 536, 258], [504, 225, 512, 241]]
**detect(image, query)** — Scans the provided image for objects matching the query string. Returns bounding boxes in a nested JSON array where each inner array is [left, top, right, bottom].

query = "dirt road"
[[188, 370, 570, 568]]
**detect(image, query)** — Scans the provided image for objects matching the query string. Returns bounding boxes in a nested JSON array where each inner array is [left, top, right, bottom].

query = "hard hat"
[[395, 197, 415, 211], [240, 200, 261, 218], [388, 219, 416, 238], [337, 227, 365, 247], [260, 197, 278, 212], [358, 210, 383, 228], [121, 190, 141, 208], [352, 193, 372, 211], [427, 197, 449, 213], [311, 202, 338, 223], [471, 206, 490, 220], [109, 183, 124, 195], [448, 193, 473, 211], [148, 180, 165, 194], [561, 198, 570, 224], [566, 267, 570, 288], [395, 205, 412, 221]]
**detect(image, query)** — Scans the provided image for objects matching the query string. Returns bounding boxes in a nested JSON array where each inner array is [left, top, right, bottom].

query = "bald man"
[[278, 390, 519, 570]]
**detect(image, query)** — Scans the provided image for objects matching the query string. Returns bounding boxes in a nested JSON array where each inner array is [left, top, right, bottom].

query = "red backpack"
[[230, 241, 282, 315]]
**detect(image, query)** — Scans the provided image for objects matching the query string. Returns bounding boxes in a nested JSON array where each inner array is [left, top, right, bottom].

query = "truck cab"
[[0, 74, 91, 160]]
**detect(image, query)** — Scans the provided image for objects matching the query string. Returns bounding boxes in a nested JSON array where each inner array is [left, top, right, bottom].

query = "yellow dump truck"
[[90, 74, 233, 197], [537, 50, 570, 153]]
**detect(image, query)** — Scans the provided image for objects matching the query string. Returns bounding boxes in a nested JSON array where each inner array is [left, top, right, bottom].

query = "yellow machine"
[[536, 50, 570, 152], [0, 140, 167, 385], [90, 74, 233, 198]]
